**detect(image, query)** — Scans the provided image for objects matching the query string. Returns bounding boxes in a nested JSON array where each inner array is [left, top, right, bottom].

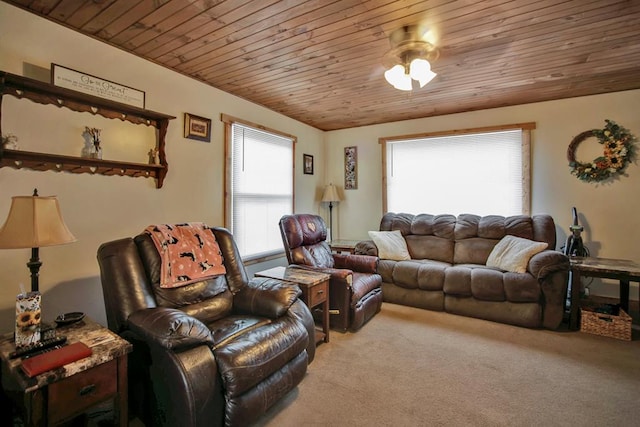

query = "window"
[[381, 123, 534, 216], [222, 115, 295, 261]]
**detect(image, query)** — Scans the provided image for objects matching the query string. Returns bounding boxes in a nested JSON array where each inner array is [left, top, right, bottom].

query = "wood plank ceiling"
[[5, 0, 640, 131]]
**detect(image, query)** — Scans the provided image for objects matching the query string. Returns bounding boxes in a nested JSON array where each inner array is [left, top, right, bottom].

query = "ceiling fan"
[[383, 25, 440, 91]]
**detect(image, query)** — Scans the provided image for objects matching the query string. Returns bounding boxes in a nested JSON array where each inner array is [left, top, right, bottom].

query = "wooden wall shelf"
[[0, 70, 175, 188], [0, 149, 164, 179]]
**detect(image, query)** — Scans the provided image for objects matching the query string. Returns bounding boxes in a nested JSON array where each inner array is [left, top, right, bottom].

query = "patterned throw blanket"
[[144, 223, 226, 288]]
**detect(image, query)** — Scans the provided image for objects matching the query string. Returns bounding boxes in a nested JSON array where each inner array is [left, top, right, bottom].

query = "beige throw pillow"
[[486, 235, 548, 273], [368, 230, 411, 260]]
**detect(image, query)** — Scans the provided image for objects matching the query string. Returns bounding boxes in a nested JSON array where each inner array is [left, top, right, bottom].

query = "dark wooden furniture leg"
[[322, 288, 330, 343], [117, 354, 128, 426], [570, 269, 581, 330], [619, 279, 630, 313]]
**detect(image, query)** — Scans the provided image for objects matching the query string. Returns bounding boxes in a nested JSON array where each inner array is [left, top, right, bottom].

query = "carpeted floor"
[[256, 303, 640, 426]]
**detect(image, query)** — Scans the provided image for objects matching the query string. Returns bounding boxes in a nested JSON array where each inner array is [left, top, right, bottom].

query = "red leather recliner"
[[279, 214, 383, 332]]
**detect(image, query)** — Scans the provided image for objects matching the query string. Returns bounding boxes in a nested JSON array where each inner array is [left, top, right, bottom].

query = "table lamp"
[[0, 189, 77, 293], [321, 183, 342, 241]]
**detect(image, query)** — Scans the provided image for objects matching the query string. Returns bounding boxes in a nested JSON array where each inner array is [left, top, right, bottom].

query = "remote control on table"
[[9, 336, 67, 359]]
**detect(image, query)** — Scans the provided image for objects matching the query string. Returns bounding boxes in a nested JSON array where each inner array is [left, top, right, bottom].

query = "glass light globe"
[[384, 64, 412, 91], [409, 58, 437, 88]]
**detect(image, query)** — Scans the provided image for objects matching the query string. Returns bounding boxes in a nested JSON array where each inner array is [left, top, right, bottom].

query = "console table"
[[256, 266, 330, 344], [0, 317, 132, 425], [569, 257, 640, 330]]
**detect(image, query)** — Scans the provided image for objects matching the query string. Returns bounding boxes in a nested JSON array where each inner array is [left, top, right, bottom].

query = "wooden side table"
[[0, 317, 132, 426], [256, 266, 331, 344], [329, 239, 362, 254], [569, 257, 640, 330]]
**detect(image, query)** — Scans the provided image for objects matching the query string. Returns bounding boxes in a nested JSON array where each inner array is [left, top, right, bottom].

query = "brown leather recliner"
[[279, 214, 383, 332], [97, 225, 315, 427]]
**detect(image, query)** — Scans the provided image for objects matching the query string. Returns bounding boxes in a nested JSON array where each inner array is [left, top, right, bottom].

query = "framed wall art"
[[51, 63, 146, 108], [184, 113, 212, 142], [344, 146, 357, 189], [303, 154, 314, 175]]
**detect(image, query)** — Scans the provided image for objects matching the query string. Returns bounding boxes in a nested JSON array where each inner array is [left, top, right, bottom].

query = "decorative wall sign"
[[344, 146, 358, 189], [51, 64, 145, 108], [568, 119, 636, 183], [184, 113, 212, 142], [303, 154, 314, 174]]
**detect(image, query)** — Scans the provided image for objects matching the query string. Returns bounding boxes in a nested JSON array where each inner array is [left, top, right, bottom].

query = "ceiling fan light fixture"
[[383, 25, 439, 91]]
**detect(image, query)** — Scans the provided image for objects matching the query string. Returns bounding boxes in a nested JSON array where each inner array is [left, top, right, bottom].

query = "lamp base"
[[27, 246, 41, 293], [328, 202, 334, 242]]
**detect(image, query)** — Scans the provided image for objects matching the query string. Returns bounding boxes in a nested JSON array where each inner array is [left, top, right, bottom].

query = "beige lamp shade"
[[0, 194, 77, 249], [321, 183, 342, 203]]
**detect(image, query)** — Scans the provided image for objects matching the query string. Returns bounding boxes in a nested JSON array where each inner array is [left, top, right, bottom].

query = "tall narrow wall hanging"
[[344, 146, 358, 189], [567, 119, 636, 183]]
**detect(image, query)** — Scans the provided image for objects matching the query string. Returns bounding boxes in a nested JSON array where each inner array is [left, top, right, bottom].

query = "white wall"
[[0, 3, 325, 331], [325, 90, 640, 299]]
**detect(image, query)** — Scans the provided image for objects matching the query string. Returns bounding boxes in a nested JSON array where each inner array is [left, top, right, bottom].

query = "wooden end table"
[[569, 256, 640, 330], [329, 239, 362, 254], [256, 266, 331, 344], [0, 317, 132, 426]]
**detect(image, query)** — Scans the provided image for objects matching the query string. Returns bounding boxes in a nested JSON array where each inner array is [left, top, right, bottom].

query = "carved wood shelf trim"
[[1, 149, 164, 180], [0, 70, 175, 188]]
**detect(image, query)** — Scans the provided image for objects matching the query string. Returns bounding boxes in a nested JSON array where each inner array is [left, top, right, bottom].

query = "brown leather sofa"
[[97, 225, 315, 427], [279, 214, 383, 332], [356, 213, 570, 329]]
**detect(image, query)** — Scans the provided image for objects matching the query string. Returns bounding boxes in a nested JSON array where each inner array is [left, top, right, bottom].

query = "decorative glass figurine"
[[83, 127, 102, 159], [1, 133, 19, 150]]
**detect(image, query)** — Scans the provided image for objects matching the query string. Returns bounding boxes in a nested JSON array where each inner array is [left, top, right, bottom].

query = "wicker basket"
[[580, 305, 632, 341]]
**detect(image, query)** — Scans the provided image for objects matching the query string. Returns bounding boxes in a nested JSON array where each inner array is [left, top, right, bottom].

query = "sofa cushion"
[[406, 235, 454, 263], [504, 215, 536, 239], [368, 230, 411, 260], [392, 260, 448, 291], [453, 237, 498, 265], [470, 268, 506, 301], [380, 212, 414, 235], [443, 265, 473, 296], [454, 214, 481, 239], [377, 259, 397, 283], [410, 214, 456, 239], [486, 235, 548, 273]]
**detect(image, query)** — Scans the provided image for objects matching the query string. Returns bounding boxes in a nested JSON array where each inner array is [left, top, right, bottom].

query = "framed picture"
[[184, 113, 211, 142], [303, 154, 314, 175], [51, 63, 146, 108], [344, 146, 358, 189]]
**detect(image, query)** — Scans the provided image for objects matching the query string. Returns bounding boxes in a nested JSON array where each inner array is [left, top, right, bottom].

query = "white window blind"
[[386, 129, 525, 216], [231, 123, 293, 260]]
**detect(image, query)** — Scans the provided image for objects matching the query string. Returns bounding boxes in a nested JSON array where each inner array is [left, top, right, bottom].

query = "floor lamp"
[[321, 183, 342, 242], [0, 189, 77, 293]]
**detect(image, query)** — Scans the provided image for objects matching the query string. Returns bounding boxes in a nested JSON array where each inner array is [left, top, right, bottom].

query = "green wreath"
[[567, 120, 636, 183]]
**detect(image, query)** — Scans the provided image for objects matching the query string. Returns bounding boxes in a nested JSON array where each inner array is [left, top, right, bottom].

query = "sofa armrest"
[[354, 240, 378, 257], [127, 307, 214, 351], [234, 277, 302, 318], [527, 250, 570, 280], [333, 253, 378, 273]]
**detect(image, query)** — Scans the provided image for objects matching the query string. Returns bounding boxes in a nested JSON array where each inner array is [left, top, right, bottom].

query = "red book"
[[21, 342, 92, 377]]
